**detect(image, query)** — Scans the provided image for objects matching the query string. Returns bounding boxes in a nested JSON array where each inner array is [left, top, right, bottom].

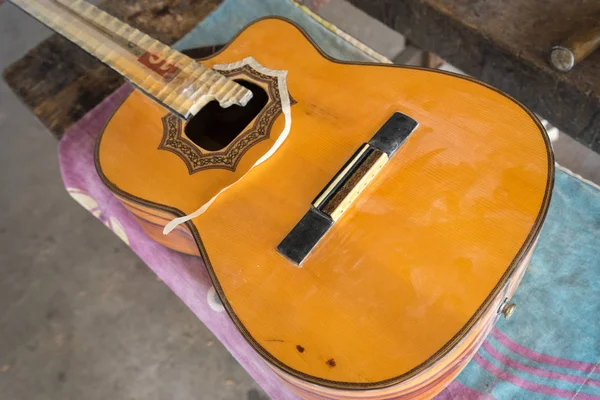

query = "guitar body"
[[96, 18, 553, 399]]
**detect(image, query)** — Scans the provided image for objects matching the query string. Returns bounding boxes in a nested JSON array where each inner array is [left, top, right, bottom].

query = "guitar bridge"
[[277, 112, 418, 266]]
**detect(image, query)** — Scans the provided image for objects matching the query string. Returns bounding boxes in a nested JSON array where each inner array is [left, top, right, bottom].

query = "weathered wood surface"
[[3, 0, 221, 138], [347, 0, 600, 153]]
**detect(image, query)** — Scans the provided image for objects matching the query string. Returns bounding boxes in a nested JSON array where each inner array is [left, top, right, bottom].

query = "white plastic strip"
[[163, 57, 292, 235]]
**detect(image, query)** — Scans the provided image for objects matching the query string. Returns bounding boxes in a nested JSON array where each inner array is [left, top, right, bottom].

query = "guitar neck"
[[10, 0, 252, 119]]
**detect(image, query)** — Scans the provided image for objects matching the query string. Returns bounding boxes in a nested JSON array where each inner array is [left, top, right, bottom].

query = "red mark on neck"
[[137, 52, 179, 81]]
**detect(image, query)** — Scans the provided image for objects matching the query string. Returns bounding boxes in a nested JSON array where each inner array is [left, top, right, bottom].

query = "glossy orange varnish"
[[271, 248, 535, 399], [97, 18, 552, 389]]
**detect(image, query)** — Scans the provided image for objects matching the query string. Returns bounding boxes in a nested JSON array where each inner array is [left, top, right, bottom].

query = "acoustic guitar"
[[12, 1, 554, 398]]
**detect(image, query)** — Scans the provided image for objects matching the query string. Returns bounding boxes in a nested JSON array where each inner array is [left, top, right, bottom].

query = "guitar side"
[[96, 17, 553, 396]]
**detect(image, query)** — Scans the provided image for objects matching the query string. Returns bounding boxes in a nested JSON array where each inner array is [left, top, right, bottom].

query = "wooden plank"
[[3, 0, 222, 138], [346, 0, 600, 153]]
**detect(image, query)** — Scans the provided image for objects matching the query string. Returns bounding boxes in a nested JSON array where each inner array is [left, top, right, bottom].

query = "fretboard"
[[10, 0, 253, 119]]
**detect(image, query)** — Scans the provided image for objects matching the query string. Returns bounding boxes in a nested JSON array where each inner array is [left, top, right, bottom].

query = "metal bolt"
[[501, 303, 517, 320]]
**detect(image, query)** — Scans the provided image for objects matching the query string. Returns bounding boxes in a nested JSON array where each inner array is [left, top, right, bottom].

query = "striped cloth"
[[58, 0, 600, 398]]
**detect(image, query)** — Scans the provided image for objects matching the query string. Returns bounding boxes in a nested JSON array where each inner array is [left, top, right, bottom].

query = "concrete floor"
[[1, 1, 599, 400]]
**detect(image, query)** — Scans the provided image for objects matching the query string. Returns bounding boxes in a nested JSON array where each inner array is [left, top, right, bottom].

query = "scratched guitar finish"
[[100, 21, 553, 398], [12, 1, 554, 398]]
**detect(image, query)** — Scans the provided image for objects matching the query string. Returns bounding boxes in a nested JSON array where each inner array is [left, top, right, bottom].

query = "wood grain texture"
[[95, 18, 553, 394], [3, 0, 222, 138], [345, 0, 600, 153], [276, 247, 534, 399]]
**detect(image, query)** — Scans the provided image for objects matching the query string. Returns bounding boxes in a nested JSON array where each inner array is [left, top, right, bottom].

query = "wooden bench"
[[4, 0, 600, 155], [347, 0, 600, 153]]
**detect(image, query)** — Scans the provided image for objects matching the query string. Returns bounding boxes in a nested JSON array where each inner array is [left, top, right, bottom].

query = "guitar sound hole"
[[184, 79, 268, 151]]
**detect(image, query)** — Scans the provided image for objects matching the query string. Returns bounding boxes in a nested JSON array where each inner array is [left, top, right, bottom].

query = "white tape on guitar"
[[163, 57, 292, 235]]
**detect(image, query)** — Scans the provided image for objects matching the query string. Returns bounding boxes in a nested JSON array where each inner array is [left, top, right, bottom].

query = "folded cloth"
[[59, 0, 600, 398]]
